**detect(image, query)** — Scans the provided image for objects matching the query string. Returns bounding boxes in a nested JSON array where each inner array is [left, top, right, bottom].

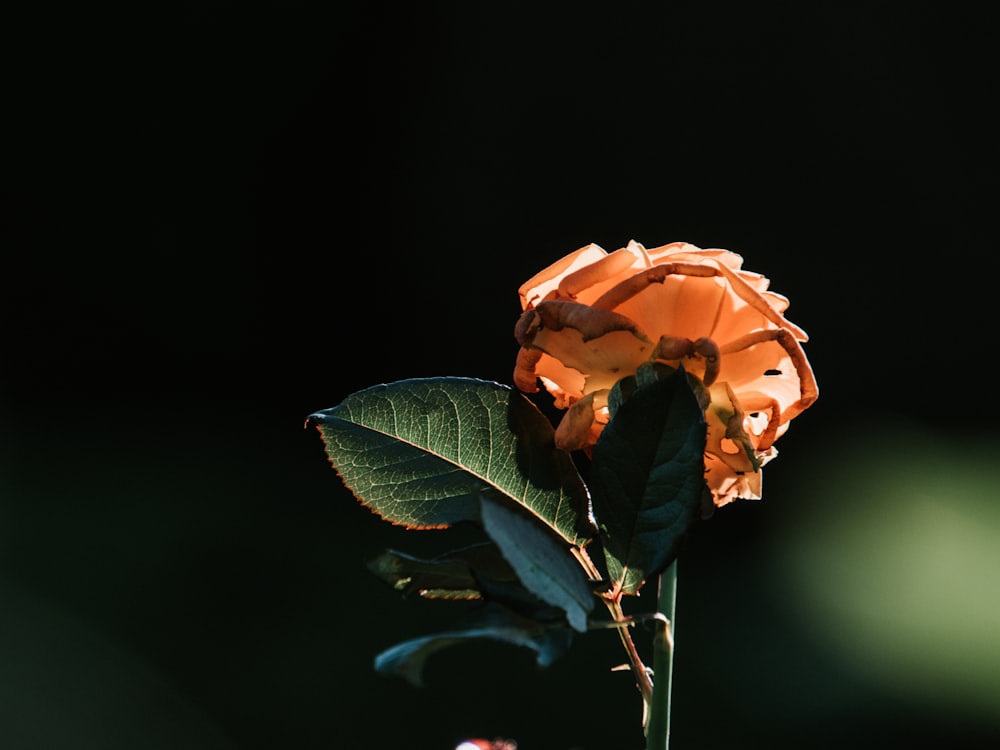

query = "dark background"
[[4, 2, 998, 749]]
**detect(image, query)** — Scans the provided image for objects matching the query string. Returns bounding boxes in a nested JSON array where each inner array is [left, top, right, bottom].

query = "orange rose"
[[513, 240, 818, 508]]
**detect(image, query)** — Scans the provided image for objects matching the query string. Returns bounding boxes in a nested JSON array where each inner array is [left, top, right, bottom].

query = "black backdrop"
[[4, 3, 998, 749]]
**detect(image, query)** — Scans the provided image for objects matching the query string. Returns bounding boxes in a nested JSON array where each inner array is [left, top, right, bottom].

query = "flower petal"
[[536, 361, 586, 406], [719, 329, 818, 424], [513, 346, 543, 393], [557, 247, 640, 302], [711, 261, 808, 341], [513, 239, 816, 508], [554, 394, 598, 452], [528, 326, 653, 397], [647, 242, 744, 271], [704, 382, 759, 475], [596, 264, 728, 342], [515, 300, 652, 346], [518, 243, 609, 309]]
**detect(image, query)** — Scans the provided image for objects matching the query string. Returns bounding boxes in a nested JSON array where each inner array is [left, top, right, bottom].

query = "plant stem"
[[607, 600, 653, 706], [578, 545, 655, 708], [645, 559, 678, 750]]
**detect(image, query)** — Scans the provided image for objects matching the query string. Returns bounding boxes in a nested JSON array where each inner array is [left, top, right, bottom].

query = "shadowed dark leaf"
[[591, 364, 707, 595], [373, 602, 574, 687], [366, 543, 518, 600], [480, 494, 595, 632]]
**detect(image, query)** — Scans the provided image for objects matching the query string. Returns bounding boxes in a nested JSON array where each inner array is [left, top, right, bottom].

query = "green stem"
[[645, 559, 678, 750]]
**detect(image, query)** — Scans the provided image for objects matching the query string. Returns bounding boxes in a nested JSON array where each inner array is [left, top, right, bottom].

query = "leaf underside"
[[480, 494, 595, 632], [373, 602, 574, 687]]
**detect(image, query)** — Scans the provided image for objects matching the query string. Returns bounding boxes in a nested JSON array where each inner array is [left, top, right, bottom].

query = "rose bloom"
[[513, 240, 818, 509]]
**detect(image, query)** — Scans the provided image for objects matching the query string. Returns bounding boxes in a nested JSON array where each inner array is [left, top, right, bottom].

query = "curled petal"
[[517, 302, 653, 396], [720, 327, 818, 425], [734, 394, 782, 451], [652, 334, 694, 361], [592, 262, 720, 312], [518, 243, 610, 309], [651, 336, 720, 386], [514, 308, 543, 346], [704, 382, 759, 476], [762, 290, 790, 314], [647, 242, 744, 271], [515, 300, 652, 346], [693, 338, 721, 386], [554, 394, 598, 452], [513, 347, 543, 393], [712, 262, 808, 341], [557, 247, 638, 301]]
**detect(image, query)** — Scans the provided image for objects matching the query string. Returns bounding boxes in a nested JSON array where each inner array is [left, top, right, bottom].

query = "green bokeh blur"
[[773, 423, 1000, 727], [5, 2, 998, 749]]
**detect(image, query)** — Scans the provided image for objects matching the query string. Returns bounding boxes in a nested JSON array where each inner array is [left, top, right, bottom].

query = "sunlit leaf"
[[480, 495, 595, 632], [373, 602, 574, 687], [308, 377, 595, 545], [591, 364, 707, 595]]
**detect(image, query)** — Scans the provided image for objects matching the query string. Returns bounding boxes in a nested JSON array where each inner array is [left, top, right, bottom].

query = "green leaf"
[[308, 377, 595, 545], [373, 602, 573, 687], [367, 543, 576, 623], [366, 544, 518, 600], [480, 495, 595, 632], [474, 573, 571, 625], [590, 364, 707, 595]]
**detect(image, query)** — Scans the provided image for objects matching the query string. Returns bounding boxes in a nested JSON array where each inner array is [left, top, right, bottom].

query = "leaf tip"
[[304, 407, 333, 427]]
